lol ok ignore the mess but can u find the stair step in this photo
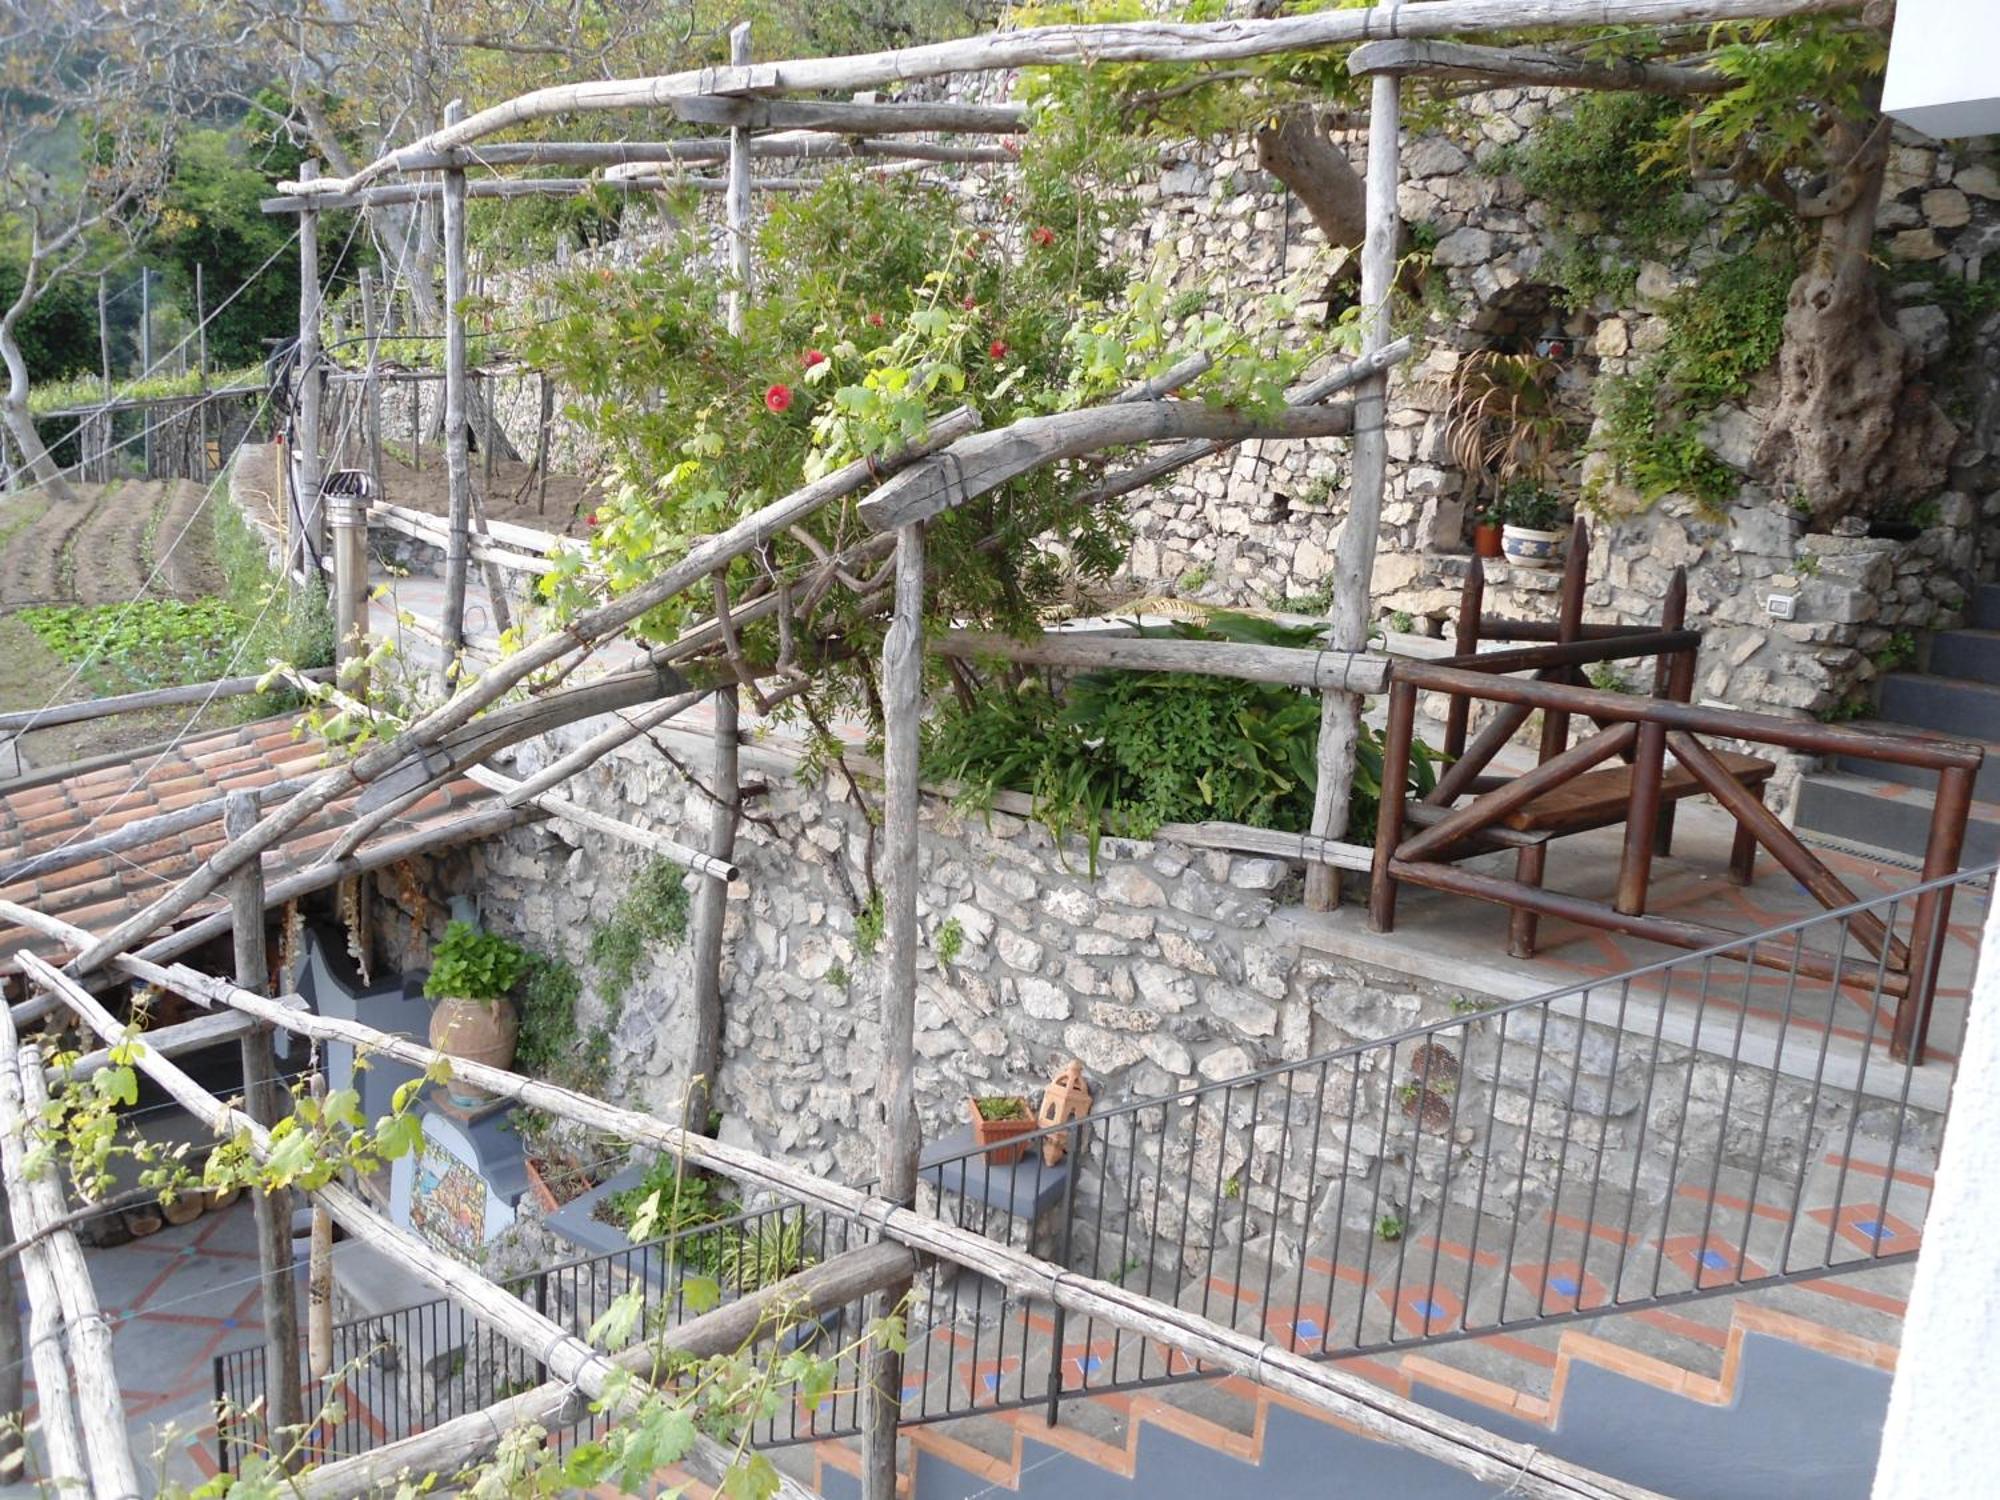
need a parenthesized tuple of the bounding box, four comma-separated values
(1834, 728, 2000, 801)
(1927, 628, 2000, 687)
(1876, 671, 2000, 741)
(1792, 769, 2000, 864)
(1974, 582, 2000, 632)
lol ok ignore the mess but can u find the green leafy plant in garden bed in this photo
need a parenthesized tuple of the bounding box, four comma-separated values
(929, 611, 1440, 871)
(19, 598, 248, 695)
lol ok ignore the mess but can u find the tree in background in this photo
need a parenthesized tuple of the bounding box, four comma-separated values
(0, 0, 215, 498)
(1017, 2, 1952, 527)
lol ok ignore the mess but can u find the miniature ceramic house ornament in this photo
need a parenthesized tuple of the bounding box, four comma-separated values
(1038, 1060, 1092, 1166)
(1882, 0, 2000, 138)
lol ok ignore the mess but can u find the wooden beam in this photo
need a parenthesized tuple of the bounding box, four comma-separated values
(1348, 38, 1732, 93)
(261, 174, 819, 213)
(1077, 337, 1414, 506)
(669, 96, 1028, 133)
(292, 1240, 919, 1496)
(282, 1, 1855, 198)
(496, 689, 709, 805)
(1393, 721, 1638, 864)
(67, 405, 980, 976)
(0, 668, 334, 735)
(858, 400, 1356, 532)
(0, 772, 320, 888)
(937, 629, 1391, 693)
(460, 764, 738, 880)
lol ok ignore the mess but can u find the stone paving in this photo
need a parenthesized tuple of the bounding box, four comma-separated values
(2, 1199, 285, 1494)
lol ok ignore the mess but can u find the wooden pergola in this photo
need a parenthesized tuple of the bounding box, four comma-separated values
(2, 2, 1969, 1497)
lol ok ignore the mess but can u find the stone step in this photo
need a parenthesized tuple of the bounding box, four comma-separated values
(1927, 627, 2000, 686)
(1792, 769, 2000, 864)
(1835, 728, 2000, 801)
(1973, 582, 2000, 632)
(1876, 670, 2000, 741)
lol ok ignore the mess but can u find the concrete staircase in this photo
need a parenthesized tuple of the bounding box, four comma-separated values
(784, 1140, 1926, 1500)
(1794, 581, 2000, 864)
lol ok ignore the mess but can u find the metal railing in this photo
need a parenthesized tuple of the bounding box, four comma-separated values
(213, 1197, 878, 1471)
(217, 865, 1984, 1465)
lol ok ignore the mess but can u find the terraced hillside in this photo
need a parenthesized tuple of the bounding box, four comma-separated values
(0, 479, 254, 773)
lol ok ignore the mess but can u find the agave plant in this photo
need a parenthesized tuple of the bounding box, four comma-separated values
(1438, 349, 1570, 497)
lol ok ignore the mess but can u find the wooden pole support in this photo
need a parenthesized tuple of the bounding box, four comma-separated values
(863, 521, 926, 1500)
(1305, 11, 1403, 913)
(439, 101, 473, 688)
(294, 162, 324, 580)
(225, 790, 305, 1451)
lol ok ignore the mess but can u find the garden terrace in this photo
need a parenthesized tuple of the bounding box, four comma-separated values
(0, 1, 1987, 1497)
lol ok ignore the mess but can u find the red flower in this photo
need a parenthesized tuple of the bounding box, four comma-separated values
(803, 348, 827, 368)
(989, 340, 1009, 361)
(586, 511, 598, 528)
(961, 294, 978, 310)
(1031, 226, 1056, 247)
(764, 384, 793, 413)
(867, 312, 885, 327)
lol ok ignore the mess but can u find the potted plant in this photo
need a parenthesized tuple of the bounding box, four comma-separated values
(967, 1093, 1037, 1165)
(1472, 506, 1504, 560)
(423, 921, 528, 1107)
(1497, 480, 1569, 568)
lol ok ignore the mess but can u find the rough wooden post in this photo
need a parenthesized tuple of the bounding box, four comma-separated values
(862, 520, 925, 1500)
(196, 262, 210, 479)
(685, 686, 738, 1133)
(97, 272, 111, 398)
(685, 20, 755, 1137)
(360, 266, 385, 491)
(226, 791, 305, 1456)
(0, 1181, 21, 1472)
(725, 21, 755, 335)
(1304, 15, 1404, 911)
(439, 104, 473, 687)
(295, 165, 324, 580)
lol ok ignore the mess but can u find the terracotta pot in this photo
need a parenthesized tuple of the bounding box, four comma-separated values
(967, 1095, 1037, 1166)
(427, 996, 519, 1106)
(1501, 523, 1567, 568)
(162, 1193, 204, 1227)
(1473, 522, 1504, 560)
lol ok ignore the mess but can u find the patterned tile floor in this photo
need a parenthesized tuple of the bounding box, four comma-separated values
(1, 1199, 286, 1494)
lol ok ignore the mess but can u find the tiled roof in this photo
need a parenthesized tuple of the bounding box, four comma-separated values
(0, 715, 498, 962)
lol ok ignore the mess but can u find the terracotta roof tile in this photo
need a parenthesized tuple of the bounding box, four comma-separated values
(0, 714, 514, 964)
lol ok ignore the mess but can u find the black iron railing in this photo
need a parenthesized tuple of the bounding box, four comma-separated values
(217, 864, 1984, 1468)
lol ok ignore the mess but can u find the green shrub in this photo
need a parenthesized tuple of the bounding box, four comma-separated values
(928, 612, 1440, 870)
(423, 921, 530, 1004)
(213, 495, 335, 714)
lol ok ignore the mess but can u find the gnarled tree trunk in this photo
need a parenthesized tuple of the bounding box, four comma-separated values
(0, 320, 76, 503)
(1755, 116, 1956, 526)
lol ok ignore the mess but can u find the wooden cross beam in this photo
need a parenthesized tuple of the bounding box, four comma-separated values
(1348, 38, 1733, 93)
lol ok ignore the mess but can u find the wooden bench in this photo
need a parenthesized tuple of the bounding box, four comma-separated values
(1411, 749, 1776, 958)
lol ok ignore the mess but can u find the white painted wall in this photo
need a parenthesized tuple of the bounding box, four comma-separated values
(1872, 880, 2000, 1498)
(1883, 0, 2000, 138)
